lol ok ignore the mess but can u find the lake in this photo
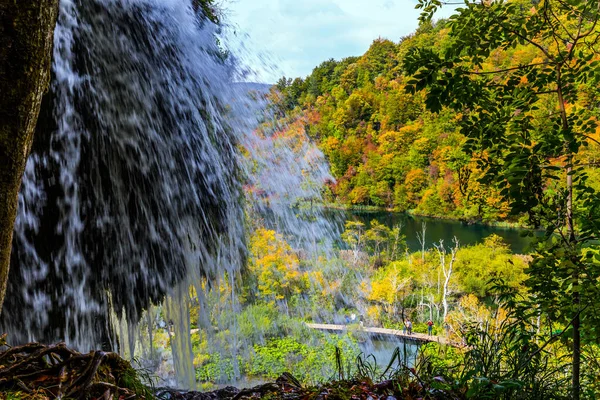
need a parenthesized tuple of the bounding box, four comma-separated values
(341, 211, 536, 254)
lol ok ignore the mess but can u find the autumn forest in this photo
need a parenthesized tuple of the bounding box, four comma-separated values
(1, 0, 600, 399)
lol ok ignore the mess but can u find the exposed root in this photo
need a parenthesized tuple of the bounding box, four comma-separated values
(0, 336, 150, 399)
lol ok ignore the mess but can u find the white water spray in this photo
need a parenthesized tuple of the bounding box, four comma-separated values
(4, 0, 340, 389)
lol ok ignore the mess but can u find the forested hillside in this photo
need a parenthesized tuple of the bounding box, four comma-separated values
(271, 20, 600, 224)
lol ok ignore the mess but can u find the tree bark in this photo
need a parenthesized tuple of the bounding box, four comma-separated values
(0, 1, 59, 313)
(556, 63, 581, 400)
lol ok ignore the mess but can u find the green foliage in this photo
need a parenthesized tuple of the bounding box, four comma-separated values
(419, 294, 594, 399)
(118, 360, 157, 399)
(454, 235, 528, 297)
(247, 335, 361, 384)
(341, 221, 366, 253)
(342, 220, 406, 265)
(192, 0, 220, 23)
(196, 352, 239, 383)
(458, 318, 569, 399)
(2, 393, 23, 400)
(406, 1, 600, 396)
(355, 347, 403, 381)
(420, 342, 464, 375)
(236, 303, 283, 342)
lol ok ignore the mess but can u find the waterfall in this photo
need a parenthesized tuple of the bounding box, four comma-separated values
(2, 0, 338, 389)
(4, 0, 248, 349)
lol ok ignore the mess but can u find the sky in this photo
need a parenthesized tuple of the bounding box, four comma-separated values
(224, 0, 455, 83)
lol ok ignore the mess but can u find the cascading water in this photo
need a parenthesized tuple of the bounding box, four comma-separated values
(5, 0, 252, 349)
(2, 0, 340, 389)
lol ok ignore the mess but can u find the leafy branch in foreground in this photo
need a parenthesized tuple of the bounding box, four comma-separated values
(405, 1, 600, 398)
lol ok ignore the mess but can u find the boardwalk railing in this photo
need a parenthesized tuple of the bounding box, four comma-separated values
(305, 323, 454, 347)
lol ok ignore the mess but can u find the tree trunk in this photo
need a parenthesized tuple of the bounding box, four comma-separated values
(417, 222, 426, 264)
(568, 165, 580, 400)
(0, 1, 59, 313)
(557, 64, 581, 400)
(435, 238, 458, 323)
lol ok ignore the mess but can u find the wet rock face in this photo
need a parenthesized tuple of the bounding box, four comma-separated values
(1, 0, 244, 350)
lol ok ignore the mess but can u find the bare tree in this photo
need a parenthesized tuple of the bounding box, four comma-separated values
(419, 296, 434, 321)
(388, 222, 404, 261)
(0, 1, 59, 313)
(387, 263, 412, 321)
(434, 237, 459, 323)
(341, 221, 366, 267)
(416, 221, 426, 264)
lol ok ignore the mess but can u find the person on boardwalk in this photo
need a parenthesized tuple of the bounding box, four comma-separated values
(406, 319, 412, 335)
(427, 319, 434, 336)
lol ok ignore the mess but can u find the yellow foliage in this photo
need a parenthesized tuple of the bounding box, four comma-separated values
(309, 270, 325, 288)
(377, 122, 423, 154)
(359, 279, 370, 297)
(447, 294, 512, 337)
(404, 168, 428, 194)
(152, 330, 169, 350)
(249, 228, 307, 301)
(369, 261, 413, 306)
(366, 305, 381, 322)
(349, 186, 370, 204)
(519, 75, 528, 85)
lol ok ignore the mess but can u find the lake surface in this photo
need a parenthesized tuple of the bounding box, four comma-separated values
(340, 211, 536, 254)
(359, 337, 419, 369)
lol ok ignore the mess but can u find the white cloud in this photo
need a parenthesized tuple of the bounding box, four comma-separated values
(222, 0, 456, 83)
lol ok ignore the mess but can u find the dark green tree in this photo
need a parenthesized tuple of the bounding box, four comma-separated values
(405, 1, 600, 398)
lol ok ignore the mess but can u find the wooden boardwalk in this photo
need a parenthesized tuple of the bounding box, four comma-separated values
(305, 323, 454, 346)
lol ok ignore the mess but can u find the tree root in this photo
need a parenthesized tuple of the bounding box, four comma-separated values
(0, 338, 147, 399)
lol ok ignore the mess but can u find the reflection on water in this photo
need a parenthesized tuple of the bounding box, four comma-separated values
(359, 337, 420, 369)
(340, 210, 537, 254)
